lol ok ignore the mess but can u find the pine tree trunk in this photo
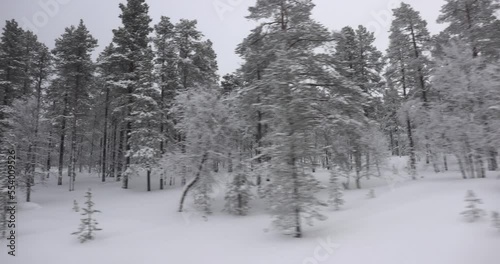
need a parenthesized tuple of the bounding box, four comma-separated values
(77, 135, 84, 173)
(123, 87, 133, 189)
(110, 120, 117, 178)
(178, 152, 208, 212)
(366, 152, 370, 175)
(25, 146, 33, 202)
(68, 114, 77, 192)
(354, 145, 362, 187)
(389, 130, 395, 156)
(466, 153, 475, 179)
(457, 155, 467, 179)
(147, 169, 151, 192)
(88, 111, 98, 174)
(46, 128, 53, 178)
(475, 154, 485, 178)
(228, 152, 233, 173)
(291, 155, 301, 238)
(443, 154, 448, 171)
(406, 115, 417, 179)
(102, 87, 110, 183)
(117, 128, 124, 182)
(487, 149, 498, 171)
(58, 94, 69, 186)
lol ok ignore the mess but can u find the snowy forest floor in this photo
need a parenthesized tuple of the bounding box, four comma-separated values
(2, 156, 500, 264)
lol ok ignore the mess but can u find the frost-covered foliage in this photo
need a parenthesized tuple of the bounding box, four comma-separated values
(461, 190, 485, 222)
(4, 97, 46, 201)
(172, 87, 240, 213)
(0, 152, 8, 238)
(328, 167, 345, 210)
(385, 3, 433, 179)
(192, 166, 215, 214)
(237, 0, 370, 238)
(72, 189, 102, 243)
(428, 42, 500, 178)
(437, 0, 500, 58)
(224, 163, 254, 216)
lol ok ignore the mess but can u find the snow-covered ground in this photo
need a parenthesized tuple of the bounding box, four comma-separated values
(2, 157, 499, 264)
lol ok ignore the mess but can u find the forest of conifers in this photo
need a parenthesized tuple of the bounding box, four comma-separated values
(0, 0, 499, 238)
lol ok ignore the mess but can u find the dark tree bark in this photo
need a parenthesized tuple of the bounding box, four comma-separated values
(57, 93, 69, 186)
(178, 152, 208, 212)
(102, 86, 110, 182)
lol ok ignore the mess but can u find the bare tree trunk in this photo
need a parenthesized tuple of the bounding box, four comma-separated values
(58, 94, 69, 186)
(291, 155, 301, 238)
(178, 152, 208, 212)
(406, 115, 417, 179)
(110, 120, 117, 178)
(68, 114, 77, 192)
(355, 176, 362, 189)
(228, 152, 233, 173)
(147, 169, 151, 192)
(25, 145, 33, 202)
(475, 153, 485, 178)
(77, 134, 84, 173)
(117, 128, 124, 182)
(123, 88, 133, 189)
(46, 128, 53, 178)
(487, 149, 498, 171)
(443, 154, 448, 171)
(457, 155, 467, 179)
(102, 86, 110, 182)
(88, 111, 98, 174)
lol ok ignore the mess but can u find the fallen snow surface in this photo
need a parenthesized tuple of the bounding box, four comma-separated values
(2, 157, 500, 264)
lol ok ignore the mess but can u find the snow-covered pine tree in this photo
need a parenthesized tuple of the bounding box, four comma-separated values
(328, 167, 345, 210)
(126, 46, 162, 192)
(111, 0, 153, 189)
(224, 162, 254, 216)
(72, 199, 80, 212)
(72, 188, 102, 243)
(366, 189, 376, 199)
(153, 16, 177, 155)
(52, 20, 97, 191)
(492, 211, 500, 231)
(173, 19, 219, 90)
(0, 20, 26, 115)
(4, 97, 43, 201)
(386, 3, 432, 179)
(237, 0, 368, 238)
(437, 0, 500, 171)
(334, 25, 384, 187)
(430, 41, 500, 179)
(437, 0, 500, 59)
(461, 190, 485, 222)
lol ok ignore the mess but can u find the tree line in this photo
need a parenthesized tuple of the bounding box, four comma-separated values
(0, 0, 499, 238)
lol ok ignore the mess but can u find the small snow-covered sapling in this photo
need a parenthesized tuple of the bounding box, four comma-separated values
(72, 199, 80, 212)
(72, 189, 102, 243)
(492, 211, 500, 231)
(328, 168, 345, 210)
(461, 190, 485, 222)
(366, 189, 376, 199)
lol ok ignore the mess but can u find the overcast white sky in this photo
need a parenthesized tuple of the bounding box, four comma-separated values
(0, 0, 447, 76)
